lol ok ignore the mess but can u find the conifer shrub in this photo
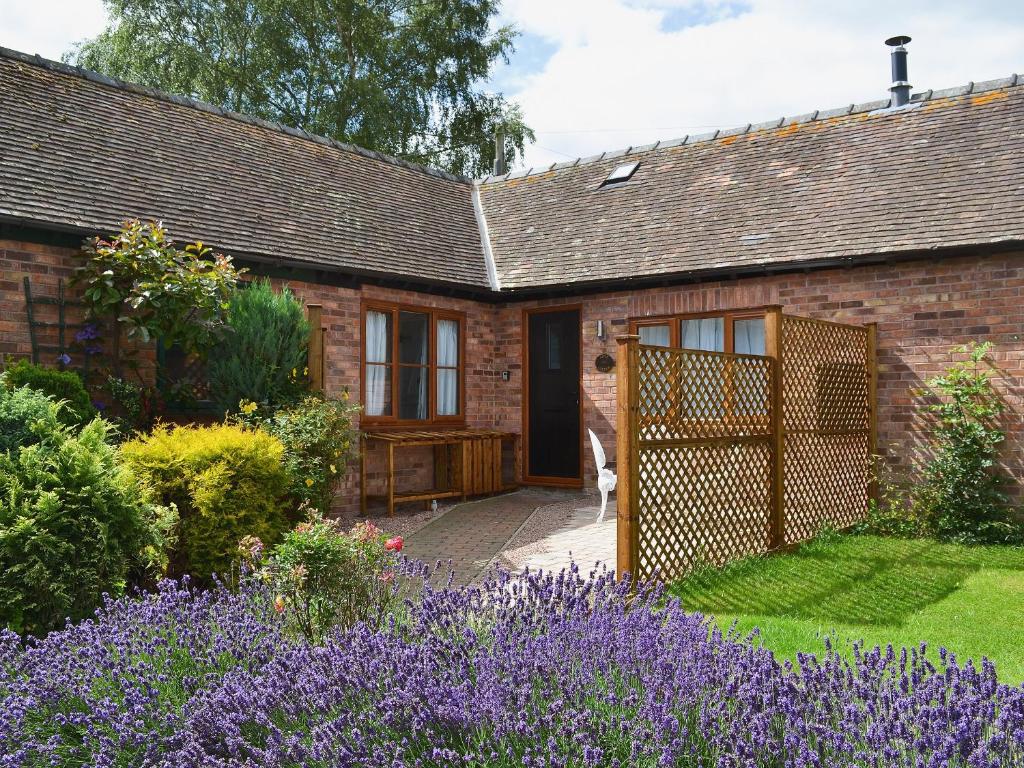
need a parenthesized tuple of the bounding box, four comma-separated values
(120, 424, 291, 581)
(207, 280, 310, 412)
(0, 380, 63, 452)
(0, 417, 171, 635)
(3, 359, 97, 428)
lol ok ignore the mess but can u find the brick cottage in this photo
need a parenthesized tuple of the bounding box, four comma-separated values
(2, 46, 1023, 514)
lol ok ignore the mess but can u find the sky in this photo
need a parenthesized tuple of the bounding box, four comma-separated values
(3, 0, 1023, 170)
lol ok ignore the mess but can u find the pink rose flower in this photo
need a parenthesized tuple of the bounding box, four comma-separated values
(384, 536, 404, 552)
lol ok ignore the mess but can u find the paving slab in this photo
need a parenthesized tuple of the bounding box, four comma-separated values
(403, 488, 569, 585)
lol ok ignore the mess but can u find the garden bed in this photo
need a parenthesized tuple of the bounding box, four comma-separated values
(669, 534, 1024, 684)
(2, 563, 1022, 766)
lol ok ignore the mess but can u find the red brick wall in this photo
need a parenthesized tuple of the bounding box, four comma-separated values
(5, 236, 1024, 512)
(498, 251, 1024, 497)
(1, 238, 159, 380)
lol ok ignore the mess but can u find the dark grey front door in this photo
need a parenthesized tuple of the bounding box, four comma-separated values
(527, 308, 581, 481)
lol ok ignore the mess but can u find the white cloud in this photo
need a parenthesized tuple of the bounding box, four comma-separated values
(0, 0, 107, 59)
(496, 0, 1024, 168)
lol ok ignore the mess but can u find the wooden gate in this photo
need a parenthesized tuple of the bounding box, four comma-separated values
(616, 307, 876, 582)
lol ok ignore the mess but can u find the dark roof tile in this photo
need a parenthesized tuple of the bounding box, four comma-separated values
(0, 48, 488, 289)
(478, 80, 1024, 291)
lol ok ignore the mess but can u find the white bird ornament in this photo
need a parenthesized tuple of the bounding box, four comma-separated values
(588, 428, 618, 523)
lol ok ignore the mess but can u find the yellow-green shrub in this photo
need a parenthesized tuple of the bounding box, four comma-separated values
(121, 424, 290, 581)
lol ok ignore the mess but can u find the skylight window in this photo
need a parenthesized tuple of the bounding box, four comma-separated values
(602, 161, 639, 186)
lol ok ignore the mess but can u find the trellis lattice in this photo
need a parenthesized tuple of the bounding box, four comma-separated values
(637, 346, 773, 440)
(634, 346, 774, 582)
(637, 441, 772, 581)
(619, 313, 874, 582)
(781, 317, 870, 542)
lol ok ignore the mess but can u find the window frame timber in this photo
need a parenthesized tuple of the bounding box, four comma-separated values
(360, 300, 466, 427)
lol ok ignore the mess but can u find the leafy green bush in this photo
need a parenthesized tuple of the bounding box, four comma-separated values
(236, 394, 360, 514)
(3, 359, 97, 428)
(860, 343, 1022, 544)
(0, 380, 64, 452)
(73, 220, 242, 376)
(0, 417, 173, 635)
(913, 342, 1020, 543)
(241, 516, 403, 643)
(207, 279, 310, 412)
(121, 423, 291, 581)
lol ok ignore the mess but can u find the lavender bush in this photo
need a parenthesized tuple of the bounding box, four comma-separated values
(1, 565, 1021, 767)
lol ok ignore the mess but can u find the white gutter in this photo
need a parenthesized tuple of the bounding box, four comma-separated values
(471, 182, 501, 292)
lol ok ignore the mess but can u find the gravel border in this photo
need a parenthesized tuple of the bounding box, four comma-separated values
(490, 490, 597, 572)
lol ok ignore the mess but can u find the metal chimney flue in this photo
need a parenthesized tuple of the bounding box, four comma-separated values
(493, 128, 507, 176)
(885, 35, 912, 107)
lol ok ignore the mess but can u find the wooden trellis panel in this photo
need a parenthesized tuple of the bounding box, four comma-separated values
(616, 313, 875, 582)
(781, 316, 871, 543)
(627, 342, 774, 581)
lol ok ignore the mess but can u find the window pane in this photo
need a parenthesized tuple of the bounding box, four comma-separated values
(399, 366, 428, 420)
(734, 318, 766, 356)
(546, 323, 561, 369)
(365, 363, 391, 416)
(437, 368, 458, 416)
(365, 311, 391, 364)
(437, 318, 459, 367)
(680, 317, 724, 352)
(639, 324, 671, 347)
(398, 311, 429, 365)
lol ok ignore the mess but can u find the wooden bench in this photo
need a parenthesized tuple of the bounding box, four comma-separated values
(360, 428, 519, 516)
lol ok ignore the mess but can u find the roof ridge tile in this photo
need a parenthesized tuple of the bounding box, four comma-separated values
(479, 72, 1024, 184)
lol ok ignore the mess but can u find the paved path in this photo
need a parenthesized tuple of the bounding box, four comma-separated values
(501, 501, 617, 576)
(404, 489, 561, 585)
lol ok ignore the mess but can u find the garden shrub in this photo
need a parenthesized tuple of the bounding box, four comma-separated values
(859, 342, 1022, 544)
(242, 517, 403, 643)
(73, 220, 241, 377)
(237, 394, 360, 513)
(2, 359, 96, 428)
(2, 567, 1022, 766)
(0, 381, 63, 452)
(121, 423, 291, 581)
(207, 279, 310, 412)
(0, 417, 173, 636)
(914, 342, 1020, 543)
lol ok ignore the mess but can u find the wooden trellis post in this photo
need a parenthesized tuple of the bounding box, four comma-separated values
(615, 334, 641, 580)
(866, 322, 879, 506)
(307, 304, 325, 391)
(764, 306, 785, 550)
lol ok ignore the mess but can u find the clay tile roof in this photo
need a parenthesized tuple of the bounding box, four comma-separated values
(477, 75, 1024, 291)
(0, 48, 490, 290)
(2, 46, 1023, 296)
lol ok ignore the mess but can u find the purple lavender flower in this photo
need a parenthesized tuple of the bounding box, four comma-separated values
(0, 564, 1021, 767)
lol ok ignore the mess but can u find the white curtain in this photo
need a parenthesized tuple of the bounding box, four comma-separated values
(437, 319, 459, 416)
(681, 317, 724, 351)
(734, 318, 766, 356)
(639, 324, 671, 347)
(365, 311, 389, 416)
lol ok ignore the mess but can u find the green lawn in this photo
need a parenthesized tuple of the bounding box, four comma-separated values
(668, 535, 1024, 684)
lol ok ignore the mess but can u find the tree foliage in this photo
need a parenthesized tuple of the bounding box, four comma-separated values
(68, 0, 534, 176)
